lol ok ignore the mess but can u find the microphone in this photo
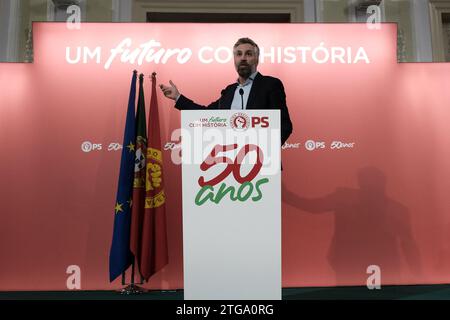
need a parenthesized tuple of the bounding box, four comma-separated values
(218, 89, 226, 109)
(239, 88, 244, 110)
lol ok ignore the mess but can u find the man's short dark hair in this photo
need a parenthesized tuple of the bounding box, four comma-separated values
(233, 37, 260, 57)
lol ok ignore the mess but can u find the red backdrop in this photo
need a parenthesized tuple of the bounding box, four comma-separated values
(0, 23, 449, 290)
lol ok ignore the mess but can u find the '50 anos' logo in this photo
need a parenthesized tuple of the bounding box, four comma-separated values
(195, 144, 269, 206)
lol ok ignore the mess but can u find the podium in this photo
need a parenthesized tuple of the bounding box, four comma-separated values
(181, 110, 281, 300)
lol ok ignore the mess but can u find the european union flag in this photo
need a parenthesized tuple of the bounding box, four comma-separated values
(109, 71, 138, 282)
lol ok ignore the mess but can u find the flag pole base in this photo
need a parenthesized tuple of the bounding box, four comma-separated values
(118, 284, 147, 295)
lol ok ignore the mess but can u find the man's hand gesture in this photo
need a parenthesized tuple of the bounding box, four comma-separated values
(159, 80, 180, 101)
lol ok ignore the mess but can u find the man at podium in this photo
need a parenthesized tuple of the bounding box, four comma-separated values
(159, 37, 293, 145)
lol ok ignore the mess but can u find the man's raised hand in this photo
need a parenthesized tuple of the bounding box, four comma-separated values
(159, 80, 180, 101)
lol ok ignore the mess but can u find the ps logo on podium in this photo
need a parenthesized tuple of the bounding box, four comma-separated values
(230, 113, 250, 131)
(231, 113, 270, 131)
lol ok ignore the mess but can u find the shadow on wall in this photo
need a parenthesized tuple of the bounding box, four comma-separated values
(283, 166, 423, 286)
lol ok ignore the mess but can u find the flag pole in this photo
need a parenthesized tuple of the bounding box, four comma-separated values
(131, 259, 135, 284)
(119, 260, 146, 294)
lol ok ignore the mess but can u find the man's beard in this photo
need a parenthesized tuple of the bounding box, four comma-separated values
(237, 63, 252, 79)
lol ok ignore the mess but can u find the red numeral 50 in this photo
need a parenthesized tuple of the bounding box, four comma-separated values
(198, 144, 263, 187)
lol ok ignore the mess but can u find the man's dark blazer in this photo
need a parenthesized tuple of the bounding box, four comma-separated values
(175, 72, 293, 145)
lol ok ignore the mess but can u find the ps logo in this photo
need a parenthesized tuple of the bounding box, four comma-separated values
(81, 141, 102, 152)
(251, 116, 269, 128)
(230, 113, 250, 131)
(305, 140, 325, 151)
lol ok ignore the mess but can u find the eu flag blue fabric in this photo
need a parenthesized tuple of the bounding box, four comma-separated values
(109, 71, 137, 282)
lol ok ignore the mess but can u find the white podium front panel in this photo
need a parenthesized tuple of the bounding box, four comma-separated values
(181, 110, 281, 300)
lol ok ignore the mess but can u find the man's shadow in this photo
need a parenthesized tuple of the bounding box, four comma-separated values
(283, 166, 423, 286)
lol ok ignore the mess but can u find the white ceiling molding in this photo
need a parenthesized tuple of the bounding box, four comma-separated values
(133, 0, 304, 22)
